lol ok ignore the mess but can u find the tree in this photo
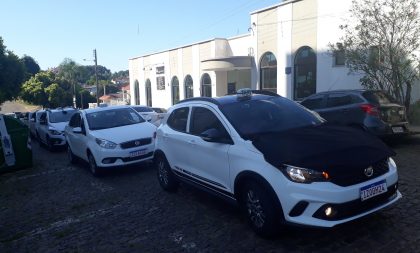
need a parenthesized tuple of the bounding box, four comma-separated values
(0, 37, 25, 104)
(331, 0, 420, 110)
(20, 71, 73, 108)
(21, 55, 40, 80)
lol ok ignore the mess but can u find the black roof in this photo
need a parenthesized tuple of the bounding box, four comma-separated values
(177, 90, 280, 106)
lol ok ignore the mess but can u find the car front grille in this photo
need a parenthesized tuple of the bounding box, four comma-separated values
(120, 138, 152, 149)
(313, 183, 398, 221)
(329, 158, 390, 187)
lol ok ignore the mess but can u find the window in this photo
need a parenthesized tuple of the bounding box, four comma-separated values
(171, 76, 180, 105)
(326, 93, 353, 107)
(86, 108, 145, 130)
(260, 52, 277, 94)
(134, 80, 140, 105)
(301, 95, 325, 110)
(190, 107, 226, 136)
(49, 110, 76, 123)
(294, 46, 317, 100)
(184, 75, 194, 99)
(68, 113, 81, 128)
(145, 79, 152, 107)
(167, 107, 190, 132)
(201, 73, 212, 97)
(132, 106, 154, 113)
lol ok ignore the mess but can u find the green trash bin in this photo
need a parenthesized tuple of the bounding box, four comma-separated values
(0, 114, 33, 173)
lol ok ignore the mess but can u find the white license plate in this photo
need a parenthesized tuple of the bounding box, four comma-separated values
(129, 149, 146, 158)
(392, 127, 404, 133)
(360, 180, 387, 201)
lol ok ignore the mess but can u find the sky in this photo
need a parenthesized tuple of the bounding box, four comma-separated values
(0, 0, 281, 73)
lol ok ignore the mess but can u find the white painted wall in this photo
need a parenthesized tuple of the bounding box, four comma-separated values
(276, 4, 293, 98)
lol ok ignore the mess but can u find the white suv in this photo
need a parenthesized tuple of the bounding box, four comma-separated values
(154, 90, 401, 237)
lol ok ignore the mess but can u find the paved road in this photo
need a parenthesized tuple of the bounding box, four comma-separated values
(1, 136, 420, 252)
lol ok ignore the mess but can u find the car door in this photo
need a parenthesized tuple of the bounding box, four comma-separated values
(162, 106, 192, 173)
(321, 92, 353, 124)
(66, 112, 86, 158)
(183, 105, 232, 193)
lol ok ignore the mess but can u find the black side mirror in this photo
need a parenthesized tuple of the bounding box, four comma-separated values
(200, 128, 233, 145)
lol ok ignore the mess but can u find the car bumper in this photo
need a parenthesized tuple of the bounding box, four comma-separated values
(276, 160, 401, 227)
(49, 134, 66, 146)
(91, 144, 155, 167)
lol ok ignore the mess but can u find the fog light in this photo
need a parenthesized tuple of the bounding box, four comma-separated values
(325, 206, 335, 217)
(102, 158, 116, 164)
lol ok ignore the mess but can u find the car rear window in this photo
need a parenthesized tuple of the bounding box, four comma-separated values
(221, 96, 323, 139)
(362, 91, 395, 105)
(133, 107, 154, 113)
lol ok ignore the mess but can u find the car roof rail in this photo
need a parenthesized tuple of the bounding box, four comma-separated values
(177, 97, 221, 106)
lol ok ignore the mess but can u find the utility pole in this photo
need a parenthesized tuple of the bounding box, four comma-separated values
(94, 49, 99, 106)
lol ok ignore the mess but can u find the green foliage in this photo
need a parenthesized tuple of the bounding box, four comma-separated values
(20, 55, 40, 81)
(20, 71, 72, 108)
(0, 37, 25, 104)
(331, 0, 420, 110)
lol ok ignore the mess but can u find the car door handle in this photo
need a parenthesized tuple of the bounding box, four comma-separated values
(188, 140, 196, 145)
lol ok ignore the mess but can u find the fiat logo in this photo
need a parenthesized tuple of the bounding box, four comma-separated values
(135, 141, 140, 146)
(364, 166, 374, 177)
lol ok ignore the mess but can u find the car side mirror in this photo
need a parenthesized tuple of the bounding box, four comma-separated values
(73, 127, 83, 134)
(200, 128, 233, 145)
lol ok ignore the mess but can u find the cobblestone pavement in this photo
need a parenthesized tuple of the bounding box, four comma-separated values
(1, 136, 420, 253)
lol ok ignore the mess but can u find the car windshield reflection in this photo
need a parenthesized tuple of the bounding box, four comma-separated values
(86, 108, 145, 130)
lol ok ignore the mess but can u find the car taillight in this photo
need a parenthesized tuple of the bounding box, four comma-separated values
(360, 104, 379, 116)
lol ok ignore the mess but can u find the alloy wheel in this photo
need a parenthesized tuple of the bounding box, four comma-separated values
(246, 189, 266, 228)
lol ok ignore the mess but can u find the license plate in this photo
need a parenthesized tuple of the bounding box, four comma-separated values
(392, 127, 404, 133)
(360, 180, 387, 201)
(129, 149, 146, 158)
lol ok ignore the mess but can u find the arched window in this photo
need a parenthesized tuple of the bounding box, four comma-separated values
(201, 73, 212, 97)
(260, 52, 277, 94)
(171, 76, 180, 105)
(134, 80, 140, 105)
(184, 75, 193, 99)
(145, 79, 152, 107)
(294, 46, 316, 100)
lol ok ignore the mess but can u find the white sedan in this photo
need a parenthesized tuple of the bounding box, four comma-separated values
(64, 105, 157, 176)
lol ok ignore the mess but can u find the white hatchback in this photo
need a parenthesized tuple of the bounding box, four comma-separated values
(65, 105, 156, 176)
(154, 90, 401, 237)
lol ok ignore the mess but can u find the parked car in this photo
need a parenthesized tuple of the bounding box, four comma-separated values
(152, 107, 167, 113)
(131, 105, 161, 126)
(36, 108, 77, 150)
(300, 90, 409, 137)
(154, 89, 401, 237)
(29, 110, 44, 138)
(65, 105, 157, 176)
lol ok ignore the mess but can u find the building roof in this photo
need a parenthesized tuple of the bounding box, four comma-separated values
(250, 0, 301, 15)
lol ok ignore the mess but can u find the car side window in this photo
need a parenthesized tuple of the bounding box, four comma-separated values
(39, 112, 47, 122)
(326, 93, 352, 107)
(167, 107, 190, 132)
(190, 107, 228, 137)
(301, 95, 325, 110)
(69, 113, 81, 128)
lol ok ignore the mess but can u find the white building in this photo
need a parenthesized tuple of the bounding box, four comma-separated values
(129, 0, 420, 108)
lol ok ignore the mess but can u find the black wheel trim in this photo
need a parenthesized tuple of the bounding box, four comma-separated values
(246, 189, 266, 228)
(88, 154, 97, 174)
(157, 158, 169, 186)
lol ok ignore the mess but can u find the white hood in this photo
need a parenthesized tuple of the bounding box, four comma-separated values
(91, 122, 157, 144)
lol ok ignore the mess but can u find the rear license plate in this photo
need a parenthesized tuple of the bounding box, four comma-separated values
(360, 180, 387, 201)
(129, 149, 146, 158)
(392, 127, 404, 133)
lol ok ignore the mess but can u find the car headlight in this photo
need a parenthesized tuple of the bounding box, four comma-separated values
(282, 164, 330, 184)
(95, 138, 117, 149)
(48, 129, 61, 135)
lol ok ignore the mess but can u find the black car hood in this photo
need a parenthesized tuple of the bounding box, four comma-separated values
(251, 124, 395, 173)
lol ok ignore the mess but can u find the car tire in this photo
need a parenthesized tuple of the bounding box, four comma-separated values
(156, 154, 179, 192)
(67, 145, 77, 164)
(88, 152, 101, 177)
(240, 181, 282, 237)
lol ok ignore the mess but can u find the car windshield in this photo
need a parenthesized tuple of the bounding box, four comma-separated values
(221, 96, 323, 139)
(49, 110, 76, 123)
(86, 108, 145, 130)
(133, 107, 154, 113)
